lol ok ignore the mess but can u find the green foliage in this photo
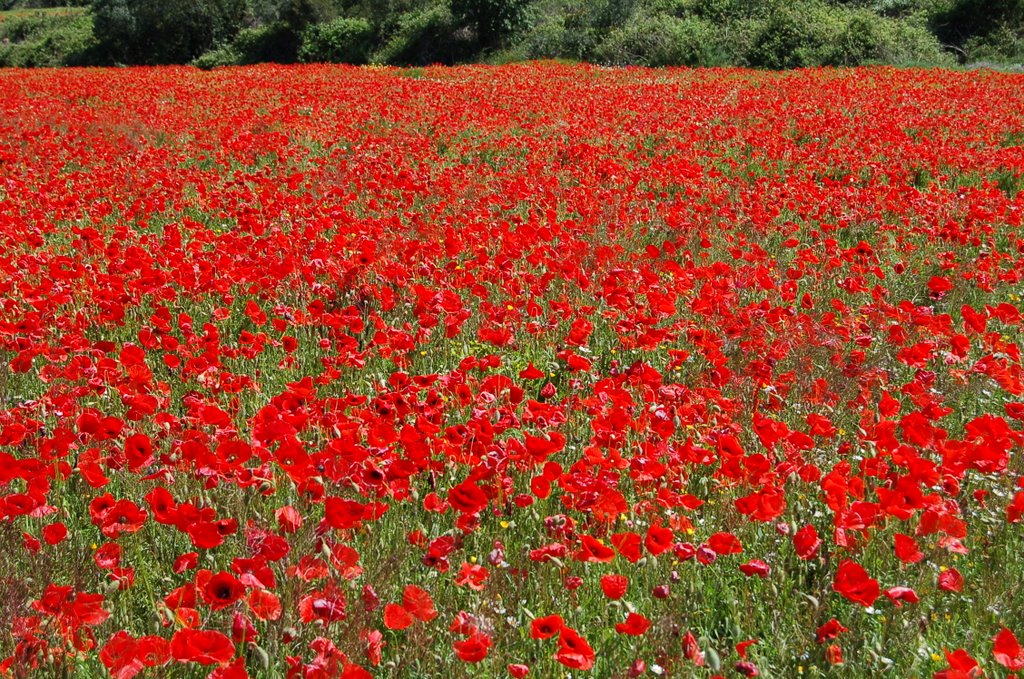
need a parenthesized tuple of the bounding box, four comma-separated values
(299, 15, 372, 62)
(450, 0, 530, 49)
(594, 13, 721, 66)
(193, 22, 303, 68)
(6, 0, 1020, 67)
(370, 3, 473, 65)
(89, 0, 246, 64)
(930, 0, 1024, 62)
(2, 1, 90, 8)
(237, 21, 300, 62)
(750, 0, 950, 67)
(963, 22, 1024, 63)
(191, 43, 241, 69)
(750, 2, 842, 68)
(0, 7, 95, 66)
(511, 0, 638, 62)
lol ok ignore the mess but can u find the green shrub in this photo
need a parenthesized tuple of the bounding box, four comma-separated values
(235, 21, 299, 63)
(299, 16, 373, 63)
(514, 0, 632, 62)
(193, 22, 302, 69)
(370, 5, 471, 65)
(450, 0, 531, 49)
(90, 0, 247, 65)
(749, 1, 949, 68)
(831, 10, 951, 65)
(192, 43, 240, 69)
(964, 23, 1024, 64)
(890, 16, 955, 65)
(0, 8, 96, 66)
(749, 2, 843, 68)
(594, 14, 718, 66)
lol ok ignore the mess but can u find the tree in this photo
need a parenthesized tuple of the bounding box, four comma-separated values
(449, 0, 530, 49)
(90, 0, 247, 64)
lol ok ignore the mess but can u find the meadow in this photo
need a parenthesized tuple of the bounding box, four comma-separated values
(0, 63, 1023, 678)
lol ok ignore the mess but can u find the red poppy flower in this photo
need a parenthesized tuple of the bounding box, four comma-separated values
(42, 522, 68, 546)
(383, 603, 415, 630)
(883, 587, 919, 607)
(611, 532, 642, 562)
(201, 572, 245, 611)
(453, 632, 492, 663)
(682, 631, 705, 665)
(447, 480, 488, 515)
(298, 583, 347, 625)
(832, 560, 879, 607)
(600, 574, 628, 600)
(136, 636, 171, 667)
(894, 534, 924, 564)
(275, 506, 302, 533)
(208, 657, 248, 679)
(938, 568, 964, 593)
(739, 560, 771, 578)
(577, 534, 616, 563)
(993, 627, 1024, 670)
(455, 562, 489, 591)
(96, 498, 148, 539)
(615, 612, 651, 636)
(173, 552, 199, 574)
(124, 433, 154, 471)
(815, 619, 849, 643)
(170, 629, 234, 665)
(247, 589, 282, 621)
(99, 631, 144, 679)
(530, 615, 563, 640)
(402, 585, 438, 622)
(793, 525, 822, 560)
(644, 525, 675, 556)
(554, 627, 595, 670)
(94, 542, 122, 570)
(934, 648, 981, 678)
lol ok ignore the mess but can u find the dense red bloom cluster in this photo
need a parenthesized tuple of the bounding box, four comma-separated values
(0, 63, 1022, 676)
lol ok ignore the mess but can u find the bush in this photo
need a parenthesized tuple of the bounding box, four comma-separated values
(832, 10, 951, 65)
(299, 16, 373, 63)
(371, 4, 472, 65)
(90, 0, 247, 64)
(450, 0, 531, 49)
(749, 2, 843, 68)
(964, 23, 1024, 64)
(193, 22, 303, 69)
(749, 1, 949, 68)
(192, 43, 240, 69)
(594, 13, 719, 66)
(513, 0, 634, 62)
(235, 21, 300, 63)
(0, 8, 96, 66)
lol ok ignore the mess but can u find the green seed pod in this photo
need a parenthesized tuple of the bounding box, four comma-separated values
(706, 647, 722, 672)
(253, 644, 271, 670)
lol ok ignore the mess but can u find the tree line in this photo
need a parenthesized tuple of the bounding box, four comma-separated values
(1, 0, 1022, 68)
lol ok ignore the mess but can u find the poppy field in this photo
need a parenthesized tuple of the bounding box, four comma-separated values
(2, 63, 1024, 678)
